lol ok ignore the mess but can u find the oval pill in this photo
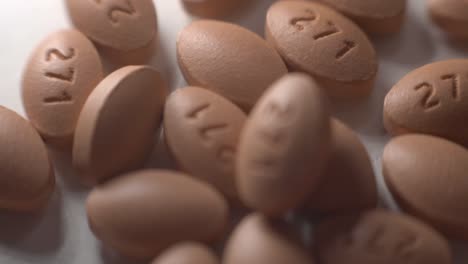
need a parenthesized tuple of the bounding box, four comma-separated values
(151, 242, 219, 264)
(181, 0, 245, 18)
(22, 29, 103, 147)
(177, 20, 287, 111)
(266, 1, 378, 98)
(383, 134, 468, 240)
(164, 87, 246, 201)
(384, 59, 468, 147)
(429, 0, 468, 39)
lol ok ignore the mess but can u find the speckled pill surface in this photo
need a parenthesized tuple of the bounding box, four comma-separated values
(429, 0, 468, 39)
(181, 0, 246, 18)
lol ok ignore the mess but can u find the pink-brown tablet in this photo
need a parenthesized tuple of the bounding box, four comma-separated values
(266, 1, 378, 98)
(0, 106, 55, 212)
(316, 209, 452, 264)
(164, 87, 246, 202)
(304, 118, 377, 215)
(384, 59, 468, 147)
(429, 0, 468, 39)
(383, 134, 468, 240)
(151, 242, 219, 264)
(87, 170, 228, 258)
(73, 66, 167, 185)
(177, 20, 287, 111)
(237, 73, 331, 216)
(22, 29, 103, 147)
(181, 0, 247, 18)
(223, 213, 315, 264)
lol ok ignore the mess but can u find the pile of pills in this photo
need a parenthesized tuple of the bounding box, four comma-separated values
(1, 0, 467, 263)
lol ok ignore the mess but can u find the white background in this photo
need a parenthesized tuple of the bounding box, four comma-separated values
(0, 0, 467, 263)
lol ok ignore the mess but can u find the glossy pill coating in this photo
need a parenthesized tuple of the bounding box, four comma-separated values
(223, 213, 315, 264)
(73, 66, 167, 185)
(237, 73, 331, 216)
(177, 20, 288, 111)
(316, 209, 452, 264)
(383, 134, 468, 240)
(151, 242, 219, 264)
(22, 29, 103, 147)
(304, 118, 377, 214)
(87, 170, 229, 258)
(266, 1, 378, 98)
(384, 59, 468, 147)
(164, 87, 246, 201)
(0, 106, 55, 211)
(181, 0, 246, 18)
(429, 0, 468, 39)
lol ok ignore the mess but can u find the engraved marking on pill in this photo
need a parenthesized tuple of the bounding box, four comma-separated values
(336, 40, 356, 60)
(187, 103, 210, 119)
(46, 48, 75, 61)
(95, 0, 136, 23)
(44, 91, 73, 104)
(365, 225, 386, 249)
(44, 67, 75, 83)
(395, 234, 417, 258)
(313, 21, 340, 40)
(290, 9, 317, 30)
(415, 82, 440, 110)
(441, 74, 460, 99)
(200, 124, 228, 139)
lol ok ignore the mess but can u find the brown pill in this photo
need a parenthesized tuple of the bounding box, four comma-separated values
(266, 1, 378, 98)
(0, 106, 55, 211)
(181, 0, 246, 18)
(384, 59, 468, 147)
(164, 87, 246, 201)
(177, 20, 288, 111)
(429, 0, 468, 39)
(21, 29, 103, 147)
(383, 134, 468, 240)
(237, 73, 331, 216)
(151, 242, 219, 264)
(223, 213, 314, 264)
(316, 209, 452, 264)
(87, 170, 229, 258)
(73, 65, 167, 185)
(304, 118, 377, 215)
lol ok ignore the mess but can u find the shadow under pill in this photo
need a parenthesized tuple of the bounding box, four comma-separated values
(226, 0, 277, 36)
(48, 147, 89, 193)
(100, 244, 149, 264)
(145, 127, 179, 171)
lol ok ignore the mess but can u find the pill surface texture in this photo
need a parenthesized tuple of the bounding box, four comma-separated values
(22, 29, 103, 147)
(182, 0, 246, 18)
(177, 20, 288, 111)
(164, 87, 246, 201)
(237, 73, 330, 216)
(0, 106, 55, 211)
(151, 242, 219, 264)
(73, 66, 167, 185)
(316, 210, 452, 264)
(223, 213, 315, 264)
(384, 59, 468, 147)
(429, 0, 468, 39)
(383, 134, 468, 240)
(304, 118, 377, 214)
(87, 170, 228, 258)
(266, 1, 378, 98)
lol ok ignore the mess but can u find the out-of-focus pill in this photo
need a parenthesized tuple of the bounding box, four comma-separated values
(384, 59, 468, 147)
(164, 87, 246, 202)
(266, 1, 378, 98)
(316, 209, 452, 264)
(0, 106, 55, 212)
(237, 73, 331, 216)
(383, 134, 468, 240)
(429, 0, 468, 39)
(181, 0, 246, 18)
(151, 242, 219, 264)
(73, 66, 167, 185)
(22, 29, 103, 147)
(304, 118, 377, 214)
(87, 170, 229, 258)
(177, 20, 287, 111)
(223, 213, 315, 264)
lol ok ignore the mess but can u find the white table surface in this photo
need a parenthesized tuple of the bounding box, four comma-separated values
(0, 0, 467, 263)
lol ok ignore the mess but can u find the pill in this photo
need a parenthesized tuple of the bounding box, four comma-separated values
(316, 209, 452, 264)
(384, 59, 468, 147)
(429, 0, 468, 39)
(0, 106, 55, 212)
(21, 29, 103, 147)
(181, 0, 246, 18)
(65, 0, 157, 64)
(383, 134, 468, 240)
(237, 73, 331, 216)
(151, 242, 219, 264)
(164, 87, 246, 202)
(223, 213, 314, 264)
(177, 20, 288, 111)
(73, 65, 167, 185)
(87, 169, 229, 258)
(304, 118, 377, 215)
(266, 1, 378, 98)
